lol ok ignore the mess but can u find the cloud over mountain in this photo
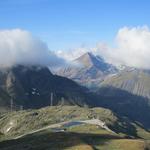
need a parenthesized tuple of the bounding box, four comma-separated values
(56, 47, 89, 61)
(1, 27, 150, 70)
(57, 26, 150, 69)
(96, 26, 150, 69)
(0, 29, 65, 68)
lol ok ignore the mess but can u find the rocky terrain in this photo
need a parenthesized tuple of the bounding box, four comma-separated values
(56, 52, 117, 88)
(0, 65, 92, 111)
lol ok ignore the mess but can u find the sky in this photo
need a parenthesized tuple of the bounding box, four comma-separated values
(0, 0, 150, 50)
(0, 0, 150, 69)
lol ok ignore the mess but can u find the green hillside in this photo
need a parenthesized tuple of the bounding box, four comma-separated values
(0, 106, 149, 150)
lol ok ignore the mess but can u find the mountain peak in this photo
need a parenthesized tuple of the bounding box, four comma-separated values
(75, 52, 113, 72)
(84, 52, 94, 58)
(55, 52, 118, 88)
(75, 52, 100, 68)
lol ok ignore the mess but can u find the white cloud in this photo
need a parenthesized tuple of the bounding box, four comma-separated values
(56, 47, 90, 61)
(57, 26, 150, 69)
(96, 26, 150, 69)
(0, 29, 65, 68)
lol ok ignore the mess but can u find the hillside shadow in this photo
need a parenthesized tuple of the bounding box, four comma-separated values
(0, 131, 125, 150)
(95, 86, 150, 129)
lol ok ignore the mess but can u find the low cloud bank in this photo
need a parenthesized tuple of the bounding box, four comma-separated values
(1, 27, 150, 70)
(57, 26, 150, 69)
(0, 29, 65, 68)
(96, 26, 150, 69)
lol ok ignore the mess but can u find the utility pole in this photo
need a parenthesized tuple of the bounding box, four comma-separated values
(10, 97, 13, 112)
(50, 92, 53, 106)
(61, 97, 65, 106)
(20, 105, 23, 111)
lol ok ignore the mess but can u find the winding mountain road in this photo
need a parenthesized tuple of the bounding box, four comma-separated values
(14, 119, 114, 139)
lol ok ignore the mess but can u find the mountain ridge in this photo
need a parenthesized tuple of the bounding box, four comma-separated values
(56, 52, 118, 87)
(0, 65, 92, 111)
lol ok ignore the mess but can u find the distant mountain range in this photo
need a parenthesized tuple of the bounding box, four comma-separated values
(99, 68, 150, 99)
(56, 52, 150, 100)
(1, 53, 150, 128)
(94, 68, 150, 126)
(56, 52, 118, 88)
(55, 52, 150, 128)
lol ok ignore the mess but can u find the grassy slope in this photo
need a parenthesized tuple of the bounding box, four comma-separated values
(0, 106, 150, 150)
(0, 106, 118, 138)
(0, 124, 147, 150)
(67, 124, 146, 150)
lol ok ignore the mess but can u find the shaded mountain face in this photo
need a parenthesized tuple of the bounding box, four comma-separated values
(0, 65, 92, 111)
(56, 52, 117, 88)
(95, 68, 150, 128)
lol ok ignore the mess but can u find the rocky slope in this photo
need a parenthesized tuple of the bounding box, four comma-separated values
(0, 65, 92, 111)
(95, 68, 150, 128)
(56, 52, 117, 88)
(99, 68, 150, 99)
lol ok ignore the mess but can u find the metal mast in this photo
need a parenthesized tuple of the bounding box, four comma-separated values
(50, 92, 53, 106)
(10, 97, 13, 112)
(20, 105, 23, 111)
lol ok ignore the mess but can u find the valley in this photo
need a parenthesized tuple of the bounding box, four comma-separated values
(0, 1, 150, 149)
(0, 53, 150, 149)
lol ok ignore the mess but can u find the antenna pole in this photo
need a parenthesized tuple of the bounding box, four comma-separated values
(10, 97, 13, 112)
(50, 92, 53, 106)
(20, 105, 23, 111)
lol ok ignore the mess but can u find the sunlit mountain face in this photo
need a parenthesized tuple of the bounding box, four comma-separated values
(55, 52, 118, 88)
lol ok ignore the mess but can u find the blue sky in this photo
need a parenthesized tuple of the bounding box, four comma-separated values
(0, 0, 149, 50)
